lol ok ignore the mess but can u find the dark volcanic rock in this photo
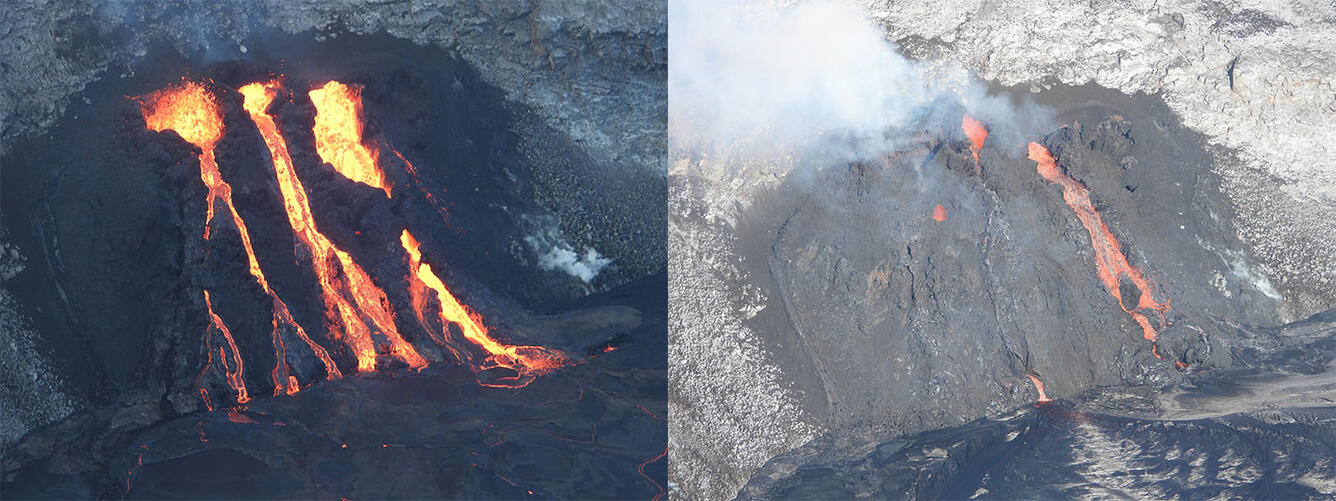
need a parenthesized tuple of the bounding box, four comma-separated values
(737, 309, 1336, 500)
(0, 31, 666, 499)
(700, 85, 1298, 498)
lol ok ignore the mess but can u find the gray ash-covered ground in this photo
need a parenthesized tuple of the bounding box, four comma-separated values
(670, 80, 1333, 499)
(738, 309, 1336, 499)
(0, 27, 665, 500)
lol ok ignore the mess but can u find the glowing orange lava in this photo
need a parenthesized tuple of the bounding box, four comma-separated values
(932, 204, 947, 222)
(200, 290, 249, 409)
(142, 82, 339, 403)
(1028, 142, 1169, 341)
(961, 114, 988, 176)
(142, 82, 340, 402)
(309, 81, 391, 197)
(1026, 374, 1052, 403)
(240, 81, 426, 372)
(400, 229, 570, 384)
(145, 77, 570, 406)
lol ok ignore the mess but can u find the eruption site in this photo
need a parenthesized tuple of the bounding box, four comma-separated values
(1028, 142, 1170, 343)
(140, 78, 571, 409)
(961, 114, 988, 176)
(142, 82, 340, 407)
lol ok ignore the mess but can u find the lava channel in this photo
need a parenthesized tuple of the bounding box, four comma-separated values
(309, 81, 392, 197)
(309, 80, 451, 224)
(1028, 142, 1169, 341)
(305, 79, 571, 384)
(141, 81, 339, 407)
(400, 229, 570, 387)
(1026, 374, 1052, 403)
(961, 114, 988, 176)
(240, 80, 427, 372)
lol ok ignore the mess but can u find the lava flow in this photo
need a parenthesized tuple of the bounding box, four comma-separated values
(961, 114, 988, 176)
(309, 81, 392, 197)
(240, 81, 427, 372)
(400, 229, 570, 385)
(1028, 142, 1169, 341)
(1026, 374, 1052, 403)
(141, 82, 339, 406)
(200, 290, 249, 408)
(309, 81, 450, 224)
(932, 204, 947, 222)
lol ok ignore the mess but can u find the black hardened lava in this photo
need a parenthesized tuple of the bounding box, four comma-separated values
(0, 33, 666, 499)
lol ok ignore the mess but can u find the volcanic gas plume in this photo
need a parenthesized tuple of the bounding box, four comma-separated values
(1028, 142, 1170, 343)
(140, 78, 570, 409)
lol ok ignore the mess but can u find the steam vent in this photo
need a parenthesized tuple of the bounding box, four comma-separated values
(0, 3, 666, 499)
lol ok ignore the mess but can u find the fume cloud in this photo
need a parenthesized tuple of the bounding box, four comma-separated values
(670, 0, 1048, 160)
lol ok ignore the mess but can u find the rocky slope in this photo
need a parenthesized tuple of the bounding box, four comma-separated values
(668, 2, 1336, 499)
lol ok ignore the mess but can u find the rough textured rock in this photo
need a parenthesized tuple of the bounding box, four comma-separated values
(670, 86, 1299, 500)
(3, 273, 668, 499)
(0, 224, 77, 449)
(0, 0, 665, 292)
(668, 3, 1334, 499)
(737, 310, 1336, 500)
(0, 0, 665, 455)
(863, 0, 1336, 318)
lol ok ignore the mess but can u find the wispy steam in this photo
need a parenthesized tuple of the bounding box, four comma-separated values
(522, 215, 613, 284)
(670, 0, 1048, 160)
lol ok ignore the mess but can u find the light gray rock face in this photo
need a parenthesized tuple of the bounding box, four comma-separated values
(2, 0, 665, 174)
(668, 160, 819, 500)
(0, 225, 77, 449)
(861, 0, 1336, 317)
(668, 2, 1334, 500)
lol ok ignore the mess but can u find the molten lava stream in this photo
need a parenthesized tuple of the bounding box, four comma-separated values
(1028, 142, 1169, 341)
(400, 229, 570, 385)
(239, 81, 426, 372)
(961, 114, 988, 176)
(141, 81, 338, 403)
(199, 290, 249, 410)
(1026, 374, 1052, 403)
(310, 82, 451, 226)
(309, 81, 392, 197)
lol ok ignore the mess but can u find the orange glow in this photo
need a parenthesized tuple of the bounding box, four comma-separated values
(240, 81, 426, 372)
(932, 204, 946, 222)
(1028, 142, 1169, 341)
(309, 81, 391, 197)
(393, 150, 451, 225)
(141, 82, 339, 402)
(961, 114, 988, 176)
(141, 82, 224, 237)
(400, 229, 570, 383)
(1026, 374, 1052, 403)
(201, 291, 249, 407)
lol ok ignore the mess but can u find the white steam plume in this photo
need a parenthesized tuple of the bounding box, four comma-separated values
(670, 0, 1049, 160)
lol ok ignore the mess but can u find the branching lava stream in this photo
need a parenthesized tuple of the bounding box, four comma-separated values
(239, 81, 427, 373)
(1028, 142, 1170, 343)
(141, 82, 339, 407)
